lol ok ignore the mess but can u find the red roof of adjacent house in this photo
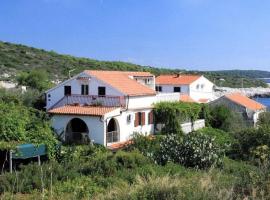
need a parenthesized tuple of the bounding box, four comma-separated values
(84, 70, 156, 96)
(198, 98, 209, 103)
(156, 74, 201, 85)
(48, 105, 118, 116)
(225, 93, 266, 111)
(179, 94, 196, 103)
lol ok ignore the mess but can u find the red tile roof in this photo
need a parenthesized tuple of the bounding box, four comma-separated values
(198, 98, 209, 103)
(225, 93, 266, 111)
(156, 74, 201, 85)
(48, 105, 118, 116)
(84, 70, 156, 96)
(180, 94, 196, 103)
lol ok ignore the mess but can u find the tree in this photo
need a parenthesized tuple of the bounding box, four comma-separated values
(258, 112, 270, 128)
(17, 69, 53, 91)
(209, 105, 246, 132)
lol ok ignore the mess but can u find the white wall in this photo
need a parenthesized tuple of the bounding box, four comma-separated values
(46, 72, 124, 110)
(189, 76, 214, 101)
(127, 95, 156, 109)
(157, 84, 189, 94)
(155, 76, 214, 102)
(108, 109, 154, 143)
(131, 76, 155, 90)
(51, 114, 106, 145)
(181, 119, 205, 134)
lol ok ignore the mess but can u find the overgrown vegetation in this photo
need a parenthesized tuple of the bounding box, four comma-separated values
(154, 101, 202, 134)
(0, 89, 57, 157)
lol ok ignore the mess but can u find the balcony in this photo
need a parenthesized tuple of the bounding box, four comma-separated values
(52, 95, 126, 109)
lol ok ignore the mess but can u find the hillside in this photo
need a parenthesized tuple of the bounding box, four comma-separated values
(0, 41, 268, 88)
(208, 70, 270, 79)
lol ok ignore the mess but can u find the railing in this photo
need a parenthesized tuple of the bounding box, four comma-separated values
(52, 95, 126, 109)
(156, 93, 180, 103)
(106, 131, 119, 143)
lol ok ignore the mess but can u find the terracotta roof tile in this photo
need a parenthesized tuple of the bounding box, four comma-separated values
(156, 74, 201, 85)
(48, 105, 118, 116)
(180, 94, 196, 103)
(225, 93, 266, 111)
(198, 98, 209, 103)
(84, 70, 156, 96)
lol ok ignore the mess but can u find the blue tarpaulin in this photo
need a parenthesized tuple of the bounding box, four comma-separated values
(11, 144, 47, 159)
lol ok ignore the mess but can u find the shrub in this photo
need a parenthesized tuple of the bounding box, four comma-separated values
(258, 112, 270, 128)
(230, 126, 270, 160)
(59, 144, 108, 163)
(54, 176, 104, 199)
(126, 133, 161, 161)
(0, 161, 80, 193)
(199, 127, 235, 153)
(80, 150, 151, 177)
(209, 105, 246, 132)
(154, 102, 202, 135)
(0, 102, 58, 157)
(158, 132, 224, 169)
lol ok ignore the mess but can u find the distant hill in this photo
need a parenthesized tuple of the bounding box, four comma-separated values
(207, 70, 270, 79)
(0, 41, 268, 88)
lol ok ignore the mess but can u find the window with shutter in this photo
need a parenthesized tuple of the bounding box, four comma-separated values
(141, 112, 145, 126)
(148, 111, 154, 124)
(134, 113, 139, 127)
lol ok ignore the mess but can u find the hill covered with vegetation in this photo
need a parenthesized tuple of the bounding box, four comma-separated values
(0, 41, 268, 88)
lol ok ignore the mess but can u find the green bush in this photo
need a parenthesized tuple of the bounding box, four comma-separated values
(209, 105, 246, 132)
(17, 69, 53, 91)
(54, 176, 104, 199)
(0, 102, 58, 157)
(158, 132, 224, 169)
(126, 133, 161, 161)
(154, 102, 202, 135)
(258, 112, 270, 128)
(0, 161, 80, 193)
(230, 126, 270, 160)
(199, 127, 235, 153)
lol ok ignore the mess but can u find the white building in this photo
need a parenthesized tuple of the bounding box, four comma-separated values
(209, 93, 266, 126)
(155, 74, 215, 103)
(46, 70, 187, 148)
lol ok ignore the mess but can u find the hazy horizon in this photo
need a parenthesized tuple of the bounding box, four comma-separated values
(1, 0, 270, 71)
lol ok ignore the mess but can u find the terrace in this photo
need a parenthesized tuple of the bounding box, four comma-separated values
(51, 94, 126, 109)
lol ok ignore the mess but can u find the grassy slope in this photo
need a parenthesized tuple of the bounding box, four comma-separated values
(0, 41, 268, 87)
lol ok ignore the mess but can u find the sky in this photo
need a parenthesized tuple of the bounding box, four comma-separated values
(1, 0, 270, 71)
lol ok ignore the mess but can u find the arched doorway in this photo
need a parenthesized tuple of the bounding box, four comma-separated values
(106, 118, 119, 143)
(66, 118, 90, 144)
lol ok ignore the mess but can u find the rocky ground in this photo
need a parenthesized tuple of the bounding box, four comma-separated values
(214, 86, 270, 98)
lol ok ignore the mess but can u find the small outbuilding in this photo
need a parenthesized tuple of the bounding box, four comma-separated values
(209, 93, 266, 126)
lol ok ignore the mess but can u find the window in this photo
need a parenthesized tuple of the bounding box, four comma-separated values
(64, 86, 71, 95)
(196, 84, 200, 90)
(173, 87, 181, 93)
(201, 84, 204, 89)
(127, 114, 132, 123)
(98, 87, 106, 96)
(155, 86, 162, 92)
(144, 79, 151, 84)
(134, 112, 145, 126)
(81, 84, 89, 95)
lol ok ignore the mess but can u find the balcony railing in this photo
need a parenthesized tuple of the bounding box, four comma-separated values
(52, 95, 126, 109)
(106, 131, 119, 144)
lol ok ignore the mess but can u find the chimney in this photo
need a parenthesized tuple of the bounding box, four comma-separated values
(175, 73, 181, 78)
